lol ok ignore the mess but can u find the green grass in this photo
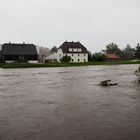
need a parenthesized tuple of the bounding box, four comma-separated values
(0, 60, 140, 69)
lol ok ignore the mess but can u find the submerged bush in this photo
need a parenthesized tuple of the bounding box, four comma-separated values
(61, 56, 71, 63)
(135, 66, 140, 82)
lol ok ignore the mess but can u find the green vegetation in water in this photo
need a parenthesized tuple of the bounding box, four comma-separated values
(135, 66, 140, 82)
(0, 60, 140, 69)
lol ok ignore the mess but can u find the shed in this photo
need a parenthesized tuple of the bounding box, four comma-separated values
(44, 53, 57, 63)
(103, 53, 120, 61)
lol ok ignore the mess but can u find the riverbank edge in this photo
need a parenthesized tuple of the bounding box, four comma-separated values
(0, 60, 140, 69)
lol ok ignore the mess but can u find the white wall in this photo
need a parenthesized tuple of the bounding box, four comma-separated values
(29, 61, 38, 63)
(57, 48, 63, 63)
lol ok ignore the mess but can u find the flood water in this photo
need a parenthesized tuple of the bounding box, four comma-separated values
(0, 65, 140, 140)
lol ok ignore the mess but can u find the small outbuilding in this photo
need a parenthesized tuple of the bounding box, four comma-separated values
(43, 53, 57, 63)
(103, 53, 120, 61)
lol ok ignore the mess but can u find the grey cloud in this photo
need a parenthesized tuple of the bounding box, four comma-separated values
(0, 0, 140, 52)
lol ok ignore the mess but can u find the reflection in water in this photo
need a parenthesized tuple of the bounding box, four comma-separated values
(0, 65, 140, 140)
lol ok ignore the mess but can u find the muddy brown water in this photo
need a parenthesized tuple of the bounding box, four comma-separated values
(0, 65, 140, 140)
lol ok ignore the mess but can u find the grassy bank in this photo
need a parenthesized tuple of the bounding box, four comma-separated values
(0, 60, 140, 69)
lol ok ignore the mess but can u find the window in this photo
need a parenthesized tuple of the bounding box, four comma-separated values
(19, 55, 24, 60)
(78, 59, 80, 62)
(78, 54, 80, 56)
(72, 54, 73, 56)
(84, 54, 86, 56)
(72, 59, 74, 62)
(84, 59, 86, 62)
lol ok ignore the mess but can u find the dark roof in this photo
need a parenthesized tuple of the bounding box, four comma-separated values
(59, 41, 88, 53)
(2, 43, 38, 55)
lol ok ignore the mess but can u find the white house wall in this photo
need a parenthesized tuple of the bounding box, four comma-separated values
(67, 53, 88, 63)
(57, 49, 88, 63)
(57, 48, 63, 63)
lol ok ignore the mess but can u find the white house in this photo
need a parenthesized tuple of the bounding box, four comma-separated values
(57, 41, 88, 63)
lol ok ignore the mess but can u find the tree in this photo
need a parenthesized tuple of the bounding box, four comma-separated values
(61, 56, 71, 63)
(88, 51, 92, 62)
(123, 44, 135, 60)
(135, 43, 140, 59)
(50, 46, 58, 54)
(106, 43, 124, 58)
(38, 47, 50, 63)
(93, 52, 105, 62)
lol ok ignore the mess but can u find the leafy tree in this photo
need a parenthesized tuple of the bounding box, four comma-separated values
(123, 44, 135, 60)
(61, 56, 71, 63)
(93, 52, 105, 62)
(50, 46, 58, 54)
(135, 43, 140, 59)
(106, 43, 124, 58)
(88, 51, 92, 62)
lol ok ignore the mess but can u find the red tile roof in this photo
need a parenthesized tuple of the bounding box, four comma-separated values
(104, 53, 119, 59)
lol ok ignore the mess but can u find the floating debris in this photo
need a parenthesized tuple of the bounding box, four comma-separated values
(99, 80, 118, 87)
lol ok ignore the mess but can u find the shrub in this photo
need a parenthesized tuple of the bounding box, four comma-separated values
(135, 66, 140, 82)
(61, 56, 71, 63)
(0, 59, 5, 63)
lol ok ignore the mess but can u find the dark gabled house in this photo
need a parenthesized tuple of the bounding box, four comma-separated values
(1, 43, 38, 62)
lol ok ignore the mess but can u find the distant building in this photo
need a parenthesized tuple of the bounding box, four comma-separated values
(44, 53, 57, 63)
(57, 41, 88, 63)
(1, 43, 38, 63)
(103, 53, 120, 61)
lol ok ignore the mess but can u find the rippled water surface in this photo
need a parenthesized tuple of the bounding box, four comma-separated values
(0, 65, 140, 140)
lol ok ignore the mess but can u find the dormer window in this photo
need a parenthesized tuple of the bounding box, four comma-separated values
(69, 48, 82, 52)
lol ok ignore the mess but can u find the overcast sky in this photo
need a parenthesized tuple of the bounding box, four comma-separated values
(0, 0, 140, 52)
